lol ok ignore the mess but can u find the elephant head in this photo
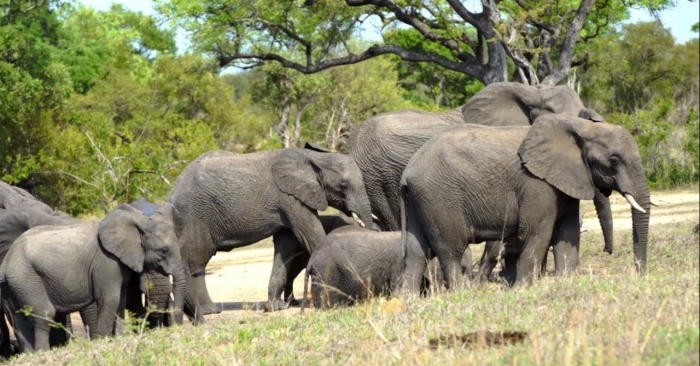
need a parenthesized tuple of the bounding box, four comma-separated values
(519, 114, 650, 274)
(272, 148, 373, 230)
(461, 82, 605, 127)
(97, 203, 186, 324)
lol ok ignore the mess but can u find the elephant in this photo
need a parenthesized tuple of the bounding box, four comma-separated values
(398, 114, 650, 292)
(279, 212, 361, 307)
(0, 203, 186, 353)
(301, 226, 470, 310)
(0, 207, 82, 357)
(151, 148, 373, 322)
(0, 182, 55, 215)
(344, 82, 614, 279)
(302, 226, 403, 309)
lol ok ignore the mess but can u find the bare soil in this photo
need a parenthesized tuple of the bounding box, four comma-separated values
(67, 191, 698, 335)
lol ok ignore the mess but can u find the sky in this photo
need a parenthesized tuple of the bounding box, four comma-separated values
(84, 0, 699, 53)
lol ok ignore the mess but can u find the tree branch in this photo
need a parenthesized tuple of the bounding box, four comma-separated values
(541, 0, 598, 85)
(218, 43, 486, 80)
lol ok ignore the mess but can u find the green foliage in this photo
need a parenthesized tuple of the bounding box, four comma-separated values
(579, 21, 699, 188)
(384, 28, 483, 110)
(606, 100, 698, 189)
(56, 4, 177, 94)
(243, 42, 409, 151)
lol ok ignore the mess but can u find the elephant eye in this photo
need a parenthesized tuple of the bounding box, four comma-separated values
(609, 156, 619, 167)
(158, 247, 171, 256)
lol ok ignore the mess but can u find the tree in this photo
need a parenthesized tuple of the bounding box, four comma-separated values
(383, 28, 484, 109)
(57, 3, 177, 94)
(579, 21, 699, 188)
(0, 0, 73, 184)
(157, 0, 672, 86)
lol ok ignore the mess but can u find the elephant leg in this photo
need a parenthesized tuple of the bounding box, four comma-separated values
(502, 253, 519, 286)
(437, 249, 467, 291)
(421, 258, 442, 296)
(190, 273, 219, 315)
(421, 213, 469, 291)
(183, 272, 205, 325)
(12, 313, 34, 353)
(79, 303, 99, 339)
(478, 241, 504, 283)
(266, 230, 306, 312)
(514, 220, 556, 287)
(48, 312, 70, 348)
(551, 206, 582, 276)
(30, 306, 54, 352)
(94, 294, 122, 338)
(283, 247, 310, 307)
(461, 246, 473, 281)
(399, 211, 433, 294)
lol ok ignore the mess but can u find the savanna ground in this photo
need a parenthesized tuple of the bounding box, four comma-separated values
(6, 190, 699, 365)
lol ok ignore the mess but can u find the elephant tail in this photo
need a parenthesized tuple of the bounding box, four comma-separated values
(398, 183, 408, 273)
(301, 267, 311, 315)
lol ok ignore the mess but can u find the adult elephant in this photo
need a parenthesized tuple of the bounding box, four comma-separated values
(0, 182, 53, 215)
(155, 148, 373, 322)
(398, 115, 650, 292)
(344, 82, 613, 250)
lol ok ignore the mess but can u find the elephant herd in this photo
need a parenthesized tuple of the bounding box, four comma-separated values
(0, 82, 650, 356)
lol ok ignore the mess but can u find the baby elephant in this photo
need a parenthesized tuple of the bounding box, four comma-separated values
(0, 204, 186, 353)
(303, 226, 402, 310)
(302, 226, 454, 310)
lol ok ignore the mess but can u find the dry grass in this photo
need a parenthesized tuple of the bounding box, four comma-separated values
(6, 220, 699, 366)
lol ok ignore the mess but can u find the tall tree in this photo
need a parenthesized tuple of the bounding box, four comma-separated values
(157, 0, 672, 86)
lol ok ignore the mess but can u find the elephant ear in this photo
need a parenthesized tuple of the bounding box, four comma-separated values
(271, 150, 328, 211)
(518, 114, 596, 201)
(578, 108, 605, 122)
(303, 142, 333, 153)
(98, 204, 147, 273)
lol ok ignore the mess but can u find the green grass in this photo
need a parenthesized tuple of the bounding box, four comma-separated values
(7, 221, 699, 366)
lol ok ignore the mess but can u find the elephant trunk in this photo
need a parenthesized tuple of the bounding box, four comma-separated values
(170, 265, 186, 325)
(592, 189, 614, 254)
(346, 193, 374, 231)
(630, 169, 651, 275)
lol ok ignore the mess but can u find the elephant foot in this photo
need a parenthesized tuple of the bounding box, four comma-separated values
(264, 299, 289, 313)
(198, 301, 222, 315)
(285, 295, 301, 307)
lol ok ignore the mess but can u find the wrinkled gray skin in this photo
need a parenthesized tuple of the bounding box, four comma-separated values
(398, 115, 650, 292)
(0, 182, 54, 214)
(115, 198, 191, 328)
(301, 226, 459, 310)
(0, 204, 186, 353)
(159, 148, 373, 323)
(303, 226, 403, 309)
(345, 82, 614, 277)
(280, 212, 360, 307)
(0, 207, 81, 357)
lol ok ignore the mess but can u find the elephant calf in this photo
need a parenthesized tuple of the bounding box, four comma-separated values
(0, 204, 186, 353)
(302, 226, 461, 310)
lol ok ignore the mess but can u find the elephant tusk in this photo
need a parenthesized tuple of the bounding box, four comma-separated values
(372, 213, 378, 220)
(624, 194, 646, 213)
(351, 212, 366, 227)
